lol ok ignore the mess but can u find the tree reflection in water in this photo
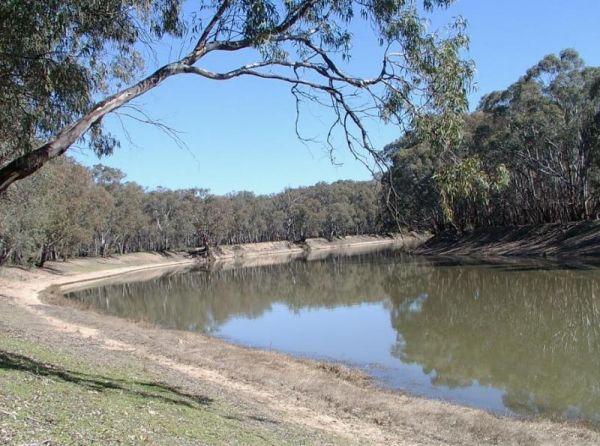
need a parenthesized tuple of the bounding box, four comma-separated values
(385, 259, 600, 424)
(68, 251, 600, 425)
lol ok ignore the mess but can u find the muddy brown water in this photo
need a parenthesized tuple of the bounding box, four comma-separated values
(66, 249, 600, 425)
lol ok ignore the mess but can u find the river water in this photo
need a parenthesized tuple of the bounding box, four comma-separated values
(66, 249, 600, 425)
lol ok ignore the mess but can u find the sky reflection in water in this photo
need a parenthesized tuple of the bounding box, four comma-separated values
(68, 250, 600, 425)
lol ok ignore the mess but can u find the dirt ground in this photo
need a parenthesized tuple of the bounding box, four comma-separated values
(416, 222, 600, 258)
(1, 239, 599, 445)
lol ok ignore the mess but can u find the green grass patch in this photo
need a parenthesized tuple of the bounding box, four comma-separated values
(0, 335, 305, 445)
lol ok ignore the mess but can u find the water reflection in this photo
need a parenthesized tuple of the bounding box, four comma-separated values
(385, 261, 600, 423)
(67, 251, 600, 425)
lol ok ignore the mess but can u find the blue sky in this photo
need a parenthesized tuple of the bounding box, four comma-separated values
(74, 0, 600, 195)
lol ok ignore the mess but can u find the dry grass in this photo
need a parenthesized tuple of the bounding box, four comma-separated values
(1, 239, 600, 445)
(0, 307, 339, 446)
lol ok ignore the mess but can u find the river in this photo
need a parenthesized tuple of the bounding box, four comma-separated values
(66, 248, 600, 425)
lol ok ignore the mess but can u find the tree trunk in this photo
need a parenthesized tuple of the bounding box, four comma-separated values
(37, 245, 49, 268)
(0, 63, 191, 193)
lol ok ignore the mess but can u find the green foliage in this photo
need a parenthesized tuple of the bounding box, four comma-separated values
(383, 49, 600, 232)
(0, 158, 382, 265)
(380, 135, 443, 230)
(0, 159, 107, 264)
(0, 0, 472, 193)
(0, 0, 183, 164)
(433, 156, 509, 224)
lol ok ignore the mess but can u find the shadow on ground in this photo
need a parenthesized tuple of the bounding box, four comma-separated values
(0, 349, 212, 409)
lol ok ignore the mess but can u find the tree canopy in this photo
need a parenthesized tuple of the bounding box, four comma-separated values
(0, 0, 472, 192)
(0, 156, 382, 265)
(382, 49, 600, 231)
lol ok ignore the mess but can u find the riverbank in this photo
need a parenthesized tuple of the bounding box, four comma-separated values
(209, 233, 426, 261)
(1, 236, 599, 445)
(416, 221, 600, 258)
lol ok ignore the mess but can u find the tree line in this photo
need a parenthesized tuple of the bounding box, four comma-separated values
(0, 0, 472, 268)
(382, 49, 600, 232)
(0, 158, 381, 266)
(4, 48, 598, 266)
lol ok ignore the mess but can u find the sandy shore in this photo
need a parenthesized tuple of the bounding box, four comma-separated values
(1, 236, 599, 445)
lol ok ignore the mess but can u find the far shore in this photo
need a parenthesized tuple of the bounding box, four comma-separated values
(416, 221, 600, 258)
(2, 234, 600, 445)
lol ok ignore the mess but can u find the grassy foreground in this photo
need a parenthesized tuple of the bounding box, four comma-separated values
(0, 334, 314, 445)
(2, 251, 600, 445)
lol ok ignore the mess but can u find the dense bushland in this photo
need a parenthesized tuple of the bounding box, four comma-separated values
(3, 50, 599, 266)
(382, 50, 600, 232)
(0, 159, 381, 266)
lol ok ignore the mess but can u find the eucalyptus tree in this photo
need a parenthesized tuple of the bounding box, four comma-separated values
(91, 165, 148, 255)
(110, 182, 148, 253)
(0, 0, 472, 193)
(478, 49, 600, 221)
(380, 133, 446, 230)
(0, 158, 104, 265)
(0, 156, 383, 264)
(383, 49, 600, 231)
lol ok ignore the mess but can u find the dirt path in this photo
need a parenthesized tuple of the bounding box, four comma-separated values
(1, 246, 599, 445)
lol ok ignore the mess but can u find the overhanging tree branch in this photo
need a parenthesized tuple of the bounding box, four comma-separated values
(0, 0, 471, 193)
(0, 1, 315, 192)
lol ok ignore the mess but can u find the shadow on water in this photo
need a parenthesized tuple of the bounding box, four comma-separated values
(0, 349, 212, 409)
(423, 254, 600, 271)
